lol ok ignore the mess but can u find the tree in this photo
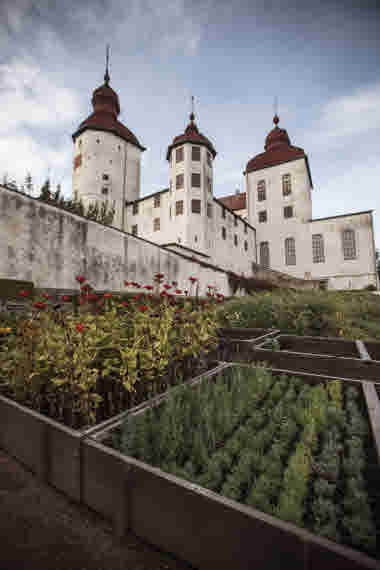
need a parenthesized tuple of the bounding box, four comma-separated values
(39, 178, 51, 201)
(25, 172, 34, 196)
(53, 183, 62, 202)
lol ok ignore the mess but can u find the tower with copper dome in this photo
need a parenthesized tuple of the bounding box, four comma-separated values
(72, 47, 146, 232)
(244, 113, 313, 274)
(166, 98, 217, 253)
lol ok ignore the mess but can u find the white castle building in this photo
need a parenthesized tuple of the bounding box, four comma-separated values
(72, 64, 378, 291)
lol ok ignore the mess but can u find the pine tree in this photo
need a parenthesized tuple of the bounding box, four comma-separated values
(39, 178, 51, 201)
(25, 172, 33, 196)
(53, 183, 62, 202)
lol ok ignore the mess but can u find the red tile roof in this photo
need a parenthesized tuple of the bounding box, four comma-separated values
(167, 113, 217, 161)
(72, 81, 146, 151)
(219, 193, 247, 211)
(244, 115, 313, 188)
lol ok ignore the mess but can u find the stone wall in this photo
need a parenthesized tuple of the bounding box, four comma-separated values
(0, 185, 316, 300)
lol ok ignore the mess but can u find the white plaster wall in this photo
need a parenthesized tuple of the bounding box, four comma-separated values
(72, 130, 142, 233)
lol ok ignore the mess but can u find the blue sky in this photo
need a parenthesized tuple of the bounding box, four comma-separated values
(1, 0, 379, 246)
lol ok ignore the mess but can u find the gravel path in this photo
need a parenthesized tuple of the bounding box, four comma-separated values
(0, 449, 196, 570)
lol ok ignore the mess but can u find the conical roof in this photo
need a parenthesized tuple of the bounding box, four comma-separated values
(244, 114, 312, 187)
(166, 111, 217, 161)
(72, 70, 145, 151)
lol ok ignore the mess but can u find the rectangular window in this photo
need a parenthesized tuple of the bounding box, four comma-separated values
(207, 203, 212, 218)
(282, 173, 292, 196)
(153, 218, 160, 231)
(176, 147, 184, 163)
(176, 174, 184, 189)
(154, 195, 161, 208)
(192, 146, 201, 161)
(234, 217, 238, 227)
(244, 240, 248, 251)
(132, 224, 138, 236)
(207, 176, 212, 193)
(176, 200, 184, 215)
(101, 187, 108, 195)
(284, 206, 293, 218)
(133, 202, 138, 215)
(244, 224, 248, 234)
(259, 210, 267, 223)
(169, 206, 171, 219)
(192, 199, 201, 214)
(257, 180, 266, 201)
(342, 229, 356, 259)
(102, 174, 109, 181)
(222, 208, 226, 219)
(312, 234, 325, 263)
(192, 173, 201, 188)
(222, 227, 226, 240)
(260, 242, 270, 269)
(207, 152, 212, 167)
(285, 237, 296, 265)
(234, 234, 238, 246)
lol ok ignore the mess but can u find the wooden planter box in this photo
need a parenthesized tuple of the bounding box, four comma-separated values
(223, 334, 380, 382)
(217, 327, 278, 341)
(83, 363, 380, 570)
(0, 360, 226, 503)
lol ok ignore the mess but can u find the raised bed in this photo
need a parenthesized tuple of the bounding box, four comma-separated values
(84, 364, 380, 570)
(264, 335, 361, 358)
(217, 327, 278, 341)
(363, 340, 380, 362)
(0, 356, 226, 503)
(224, 335, 380, 382)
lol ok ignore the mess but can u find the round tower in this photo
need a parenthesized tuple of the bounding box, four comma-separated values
(166, 98, 217, 252)
(72, 47, 146, 231)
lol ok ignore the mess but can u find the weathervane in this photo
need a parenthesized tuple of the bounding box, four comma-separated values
(190, 95, 195, 122)
(273, 95, 279, 125)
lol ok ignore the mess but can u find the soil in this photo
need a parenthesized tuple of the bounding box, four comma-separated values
(0, 448, 196, 570)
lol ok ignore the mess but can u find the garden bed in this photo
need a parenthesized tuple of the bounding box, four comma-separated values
(363, 340, 380, 362)
(87, 364, 380, 569)
(260, 335, 361, 358)
(216, 327, 277, 341)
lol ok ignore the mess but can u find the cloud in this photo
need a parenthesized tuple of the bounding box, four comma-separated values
(310, 82, 380, 150)
(0, 59, 80, 133)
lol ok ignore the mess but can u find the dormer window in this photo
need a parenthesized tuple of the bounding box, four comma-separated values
(192, 146, 201, 161)
(282, 174, 292, 196)
(176, 147, 184, 163)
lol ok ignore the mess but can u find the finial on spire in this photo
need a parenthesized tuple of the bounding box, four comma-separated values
(104, 44, 110, 85)
(273, 95, 279, 125)
(190, 95, 195, 122)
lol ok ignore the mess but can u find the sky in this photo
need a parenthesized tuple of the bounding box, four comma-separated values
(1, 0, 380, 246)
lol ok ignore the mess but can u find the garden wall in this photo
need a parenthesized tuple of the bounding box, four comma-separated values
(0, 185, 318, 299)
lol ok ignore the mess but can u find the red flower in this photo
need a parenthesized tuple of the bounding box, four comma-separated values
(61, 295, 71, 302)
(134, 295, 141, 300)
(33, 301, 47, 310)
(81, 284, 92, 292)
(19, 290, 30, 297)
(103, 293, 112, 298)
(189, 276, 197, 282)
(144, 285, 153, 290)
(139, 305, 148, 311)
(41, 293, 52, 300)
(120, 301, 129, 307)
(75, 323, 85, 333)
(155, 273, 164, 278)
(172, 281, 178, 286)
(160, 291, 166, 297)
(76, 275, 86, 284)
(175, 289, 182, 294)
(147, 293, 153, 298)
(163, 284, 171, 290)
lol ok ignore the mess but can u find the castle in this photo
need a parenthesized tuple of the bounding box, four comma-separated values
(71, 63, 378, 291)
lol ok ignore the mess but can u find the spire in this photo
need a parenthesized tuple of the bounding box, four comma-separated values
(190, 95, 195, 123)
(273, 95, 279, 126)
(104, 44, 110, 85)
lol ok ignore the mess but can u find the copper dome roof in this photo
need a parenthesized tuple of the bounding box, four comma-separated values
(166, 112, 217, 161)
(244, 114, 313, 188)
